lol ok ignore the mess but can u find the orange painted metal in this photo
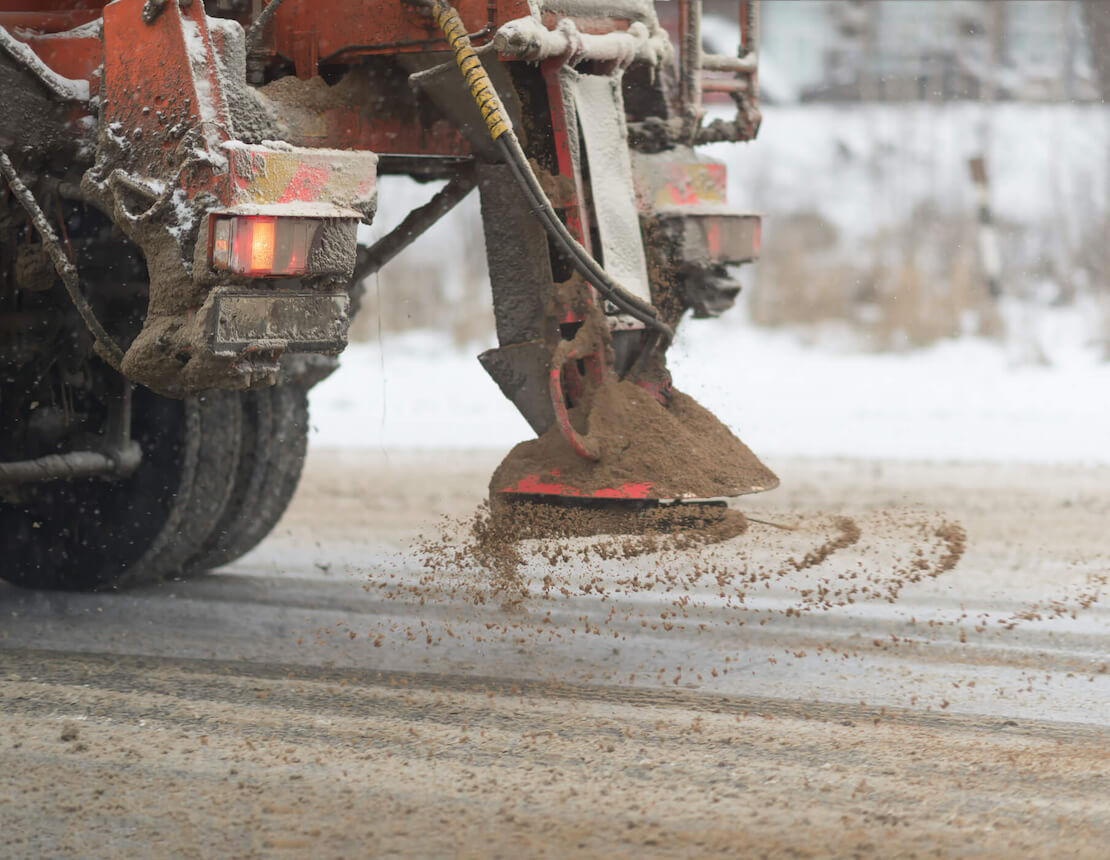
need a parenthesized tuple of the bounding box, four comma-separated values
(536, 56, 613, 460)
(0, 0, 104, 9)
(261, 0, 530, 66)
(7, 0, 652, 161)
(222, 143, 377, 211)
(95, 0, 372, 214)
(541, 59, 592, 254)
(548, 345, 601, 463)
(100, 0, 231, 196)
(0, 10, 100, 30)
(278, 107, 470, 158)
(17, 32, 102, 93)
(499, 470, 656, 500)
(2, 1, 104, 92)
(0, 0, 104, 33)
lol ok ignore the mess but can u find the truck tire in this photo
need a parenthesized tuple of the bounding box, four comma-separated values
(0, 386, 242, 591)
(186, 383, 310, 573)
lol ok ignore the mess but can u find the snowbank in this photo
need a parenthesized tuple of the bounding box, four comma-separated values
(310, 304, 1110, 464)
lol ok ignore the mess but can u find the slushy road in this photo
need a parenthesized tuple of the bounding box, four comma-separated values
(2, 452, 1108, 857)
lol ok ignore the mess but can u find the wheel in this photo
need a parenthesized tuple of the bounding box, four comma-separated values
(187, 383, 309, 573)
(0, 385, 242, 591)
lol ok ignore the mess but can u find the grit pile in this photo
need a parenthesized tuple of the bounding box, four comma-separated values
(490, 381, 779, 499)
(419, 380, 966, 618)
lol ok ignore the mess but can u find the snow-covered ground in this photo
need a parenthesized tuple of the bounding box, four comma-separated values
(310, 301, 1110, 464)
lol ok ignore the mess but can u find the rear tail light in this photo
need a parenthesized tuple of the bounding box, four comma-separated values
(210, 215, 321, 277)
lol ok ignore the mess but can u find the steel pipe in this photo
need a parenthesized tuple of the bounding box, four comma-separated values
(493, 17, 672, 68)
(0, 442, 142, 485)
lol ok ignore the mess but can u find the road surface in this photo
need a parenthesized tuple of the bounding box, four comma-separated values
(2, 451, 1109, 857)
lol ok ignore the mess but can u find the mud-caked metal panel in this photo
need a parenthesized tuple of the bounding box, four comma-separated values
(211, 290, 350, 354)
(664, 209, 760, 264)
(269, 0, 531, 69)
(638, 161, 728, 210)
(476, 162, 555, 346)
(223, 144, 378, 216)
(478, 341, 556, 435)
(99, 0, 232, 193)
(475, 158, 559, 436)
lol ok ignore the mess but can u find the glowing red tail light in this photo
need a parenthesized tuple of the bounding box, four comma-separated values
(249, 219, 276, 271)
(210, 216, 320, 277)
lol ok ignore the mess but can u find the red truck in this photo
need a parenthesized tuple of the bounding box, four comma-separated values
(0, 0, 773, 589)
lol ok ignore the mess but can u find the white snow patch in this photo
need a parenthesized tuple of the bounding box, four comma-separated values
(206, 17, 244, 40)
(23, 19, 103, 40)
(309, 102, 1110, 464)
(705, 102, 1110, 248)
(106, 122, 129, 149)
(166, 187, 197, 243)
(310, 305, 1110, 464)
(179, 17, 228, 168)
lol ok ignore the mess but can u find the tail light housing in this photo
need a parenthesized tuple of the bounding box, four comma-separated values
(210, 215, 322, 277)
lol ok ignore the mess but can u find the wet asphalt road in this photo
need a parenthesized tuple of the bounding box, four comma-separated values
(2, 452, 1109, 857)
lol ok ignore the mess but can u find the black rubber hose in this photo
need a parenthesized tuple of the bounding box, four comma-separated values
(496, 132, 673, 343)
(0, 150, 126, 370)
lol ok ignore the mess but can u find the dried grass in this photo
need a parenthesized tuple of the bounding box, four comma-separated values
(346, 204, 1110, 354)
(349, 249, 492, 349)
(748, 208, 1005, 350)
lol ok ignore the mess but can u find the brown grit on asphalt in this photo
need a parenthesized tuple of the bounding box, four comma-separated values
(413, 384, 969, 613)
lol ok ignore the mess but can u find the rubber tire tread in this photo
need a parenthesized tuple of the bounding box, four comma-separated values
(187, 383, 309, 573)
(117, 389, 242, 587)
(187, 388, 274, 572)
(0, 387, 241, 591)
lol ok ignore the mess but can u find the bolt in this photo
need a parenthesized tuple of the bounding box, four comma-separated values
(141, 0, 167, 24)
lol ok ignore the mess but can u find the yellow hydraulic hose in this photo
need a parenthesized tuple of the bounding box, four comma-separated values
(431, 3, 509, 141)
(430, 1, 674, 344)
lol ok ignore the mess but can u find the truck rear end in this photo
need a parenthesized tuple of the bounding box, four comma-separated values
(0, 0, 772, 589)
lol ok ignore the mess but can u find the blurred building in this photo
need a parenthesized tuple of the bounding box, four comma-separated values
(748, 0, 1097, 103)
